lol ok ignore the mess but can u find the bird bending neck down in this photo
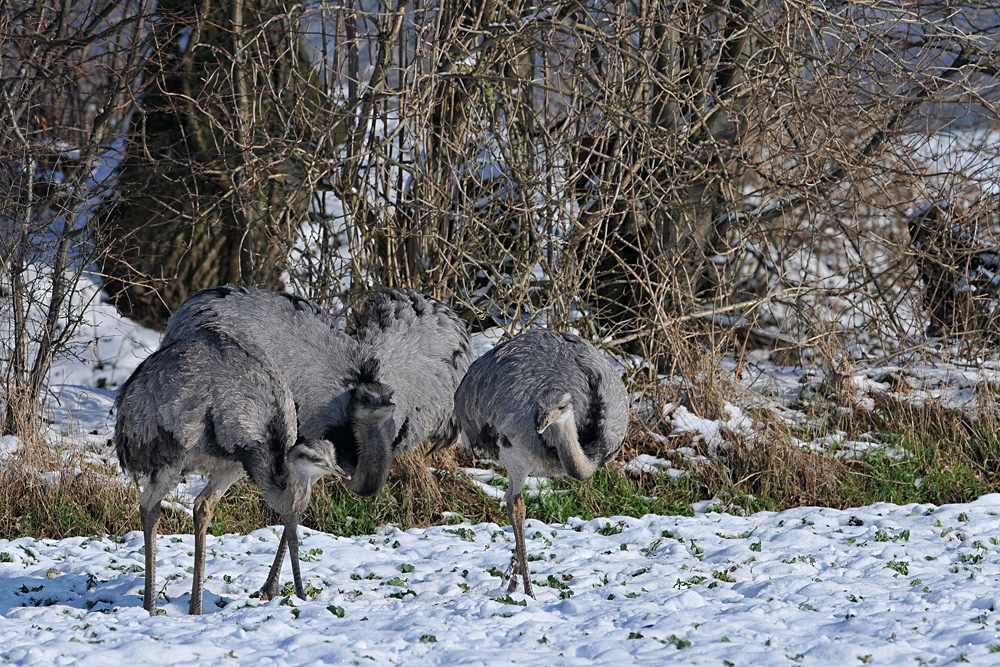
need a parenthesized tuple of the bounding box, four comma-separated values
(347, 390, 395, 497)
(276, 439, 348, 517)
(259, 438, 347, 601)
(537, 392, 598, 481)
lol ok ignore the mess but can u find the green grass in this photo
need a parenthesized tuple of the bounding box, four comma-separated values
(526, 468, 697, 523)
(4, 397, 1000, 541)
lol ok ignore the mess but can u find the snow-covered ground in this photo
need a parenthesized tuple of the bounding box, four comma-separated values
(4, 497, 1000, 665)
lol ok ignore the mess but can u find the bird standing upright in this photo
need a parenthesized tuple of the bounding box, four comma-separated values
(453, 329, 629, 598)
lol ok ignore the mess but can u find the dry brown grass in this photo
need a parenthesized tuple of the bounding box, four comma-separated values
(1, 448, 149, 539)
(696, 421, 851, 512)
(8, 350, 1000, 541)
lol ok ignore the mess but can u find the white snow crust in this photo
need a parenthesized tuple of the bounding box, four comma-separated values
(3, 498, 1000, 665)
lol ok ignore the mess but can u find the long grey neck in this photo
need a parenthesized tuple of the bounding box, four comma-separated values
(347, 413, 393, 496)
(351, 415, 392, 453)
(547, 411, 598, 481)
(260, 470, 314, 519)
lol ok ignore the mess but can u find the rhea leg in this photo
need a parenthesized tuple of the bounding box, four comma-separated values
(189, 468, 242, 615)
(138, 474, 176, 616)
(260, 517, 305, 601)
(140, 501, 162, 615)
(508, 494, 533, 598)
(500, 467, 534, 599)
(260, 532, 288, 600)
(284, 515, 306, 600)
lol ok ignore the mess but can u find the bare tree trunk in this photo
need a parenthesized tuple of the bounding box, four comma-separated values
(571, 0, 757, 352)
(99, 0, 319, 330)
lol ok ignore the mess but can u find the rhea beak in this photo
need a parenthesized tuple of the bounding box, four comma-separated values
(537, 408, 562, 434)
(331, 461, 351, 481)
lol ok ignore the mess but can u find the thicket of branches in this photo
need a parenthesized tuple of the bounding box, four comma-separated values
(2, 1, 146, 436)
(3, 0, 1000, 436)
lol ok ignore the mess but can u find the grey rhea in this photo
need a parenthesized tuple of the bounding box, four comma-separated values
(161, 285, 471, 598)
(348, 287, 474, 458)
(114, 328, 344, 615)
(162, 285, 392, 499)
(162, 286, 391, 601)
(453, 329, 629, 598)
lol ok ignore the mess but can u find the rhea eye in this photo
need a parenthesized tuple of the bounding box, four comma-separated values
(358, 393, 374, 406)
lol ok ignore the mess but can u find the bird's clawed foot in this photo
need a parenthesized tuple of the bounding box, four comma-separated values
(258, 582, 305, 601)
(500, 554, 535, 599)
(501, 554, 519, 593)
(521, 572, 535, 600)
(259, 582, 279, 601)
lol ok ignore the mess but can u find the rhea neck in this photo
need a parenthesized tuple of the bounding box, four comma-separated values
(541, 405, 598, 481)
(273, 440, 345, 517)
(541, 407, 577, 446)
(347, 404, 394, 496)
(351, 404, 394, 449)
(281, 467, 318, 517)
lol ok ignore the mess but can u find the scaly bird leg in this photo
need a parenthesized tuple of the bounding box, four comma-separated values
(190, 491, 222, 614)
(189, 472, 239, 615)
(284, 517, 305, 600)
(190, 501, 208, 615)
(508, 493, 534, 599)
(260, 532, 287, 601)
(501, 551, 519, 592)
(140, 502, 162, 615)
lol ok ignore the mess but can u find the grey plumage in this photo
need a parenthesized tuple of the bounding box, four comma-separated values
(453, 329, 629, 598)
(161, 285, 471, 598)
(114, 328, 343, 615)
(162, 285, 393, 498)
(349, 287, 474, 457)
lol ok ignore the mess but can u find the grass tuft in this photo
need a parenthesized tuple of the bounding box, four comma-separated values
(4, 383, 1000, 541)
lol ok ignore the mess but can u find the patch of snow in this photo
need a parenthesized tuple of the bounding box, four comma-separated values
(6, 497, 1000, 664)
(1, 435, 24, 462)
(667, 403, 755, 456)
(621, 454, 689, 480)
(48, 276, 161, 392)
(470, 327, 507, 357)
(794, 431, 908, 461)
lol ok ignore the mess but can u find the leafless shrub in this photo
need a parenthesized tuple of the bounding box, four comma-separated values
(6, 1, 1000, 433)
(294, 1, 1000, 362)
(1, 1, 148, 437)
(703, 425, 850, 511)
